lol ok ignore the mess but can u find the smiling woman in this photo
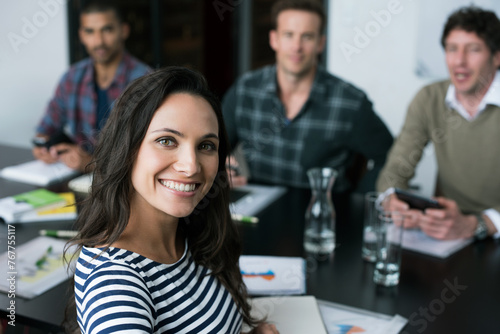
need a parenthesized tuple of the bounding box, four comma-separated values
(63, 67, 277, 334)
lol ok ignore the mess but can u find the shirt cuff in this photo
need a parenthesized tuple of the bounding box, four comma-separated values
(483, 209, 500, 238)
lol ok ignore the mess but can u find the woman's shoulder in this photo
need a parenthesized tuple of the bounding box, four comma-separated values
(76, 241, 192, 283)
(75, 246, 150, 288)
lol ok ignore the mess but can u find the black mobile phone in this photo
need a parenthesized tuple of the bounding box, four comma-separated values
(33, 132, 74, 149)
(45, 132, 74, 148)
(394, 188, 443, 211)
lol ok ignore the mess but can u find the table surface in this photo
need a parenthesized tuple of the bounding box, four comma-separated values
(1, 144, 499, 333)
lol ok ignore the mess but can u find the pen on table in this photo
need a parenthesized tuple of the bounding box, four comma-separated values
(40, 229, 78, 238)
(231, 213, 259, 224)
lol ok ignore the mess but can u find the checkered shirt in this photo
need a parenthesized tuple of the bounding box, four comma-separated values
(222, 65, 393, 191)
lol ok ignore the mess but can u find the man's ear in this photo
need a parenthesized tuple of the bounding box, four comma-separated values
(269, 30, 278, 51)
(78, 27, 85, 44)
(317, 34, 326, 54)
(493, 50, 500, 69)
(121, 23, 130, 40)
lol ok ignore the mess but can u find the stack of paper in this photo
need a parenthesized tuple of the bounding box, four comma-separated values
(0, 160, 79, 186)
(239, 255, 306, 295)
(0, 189, 68, 223)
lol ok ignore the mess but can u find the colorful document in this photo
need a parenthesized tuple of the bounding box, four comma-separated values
(240, 255, 306, 295)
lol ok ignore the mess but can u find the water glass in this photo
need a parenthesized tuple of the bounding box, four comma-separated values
(373, 211, 404, 287)
(362, 191, 381, 262)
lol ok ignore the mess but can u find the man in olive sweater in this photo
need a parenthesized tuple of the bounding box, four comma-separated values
(377, 6, 500, 241)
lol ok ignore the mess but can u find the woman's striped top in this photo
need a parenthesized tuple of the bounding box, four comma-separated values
(74, 241, 243, 333)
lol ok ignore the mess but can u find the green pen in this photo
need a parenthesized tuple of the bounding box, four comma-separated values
(35, 246, 53, 269)
(231, 213, 259, 224)
(40, 229, 78, 238)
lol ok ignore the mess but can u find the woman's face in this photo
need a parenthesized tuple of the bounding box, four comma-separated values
(130, 93, 220, 220)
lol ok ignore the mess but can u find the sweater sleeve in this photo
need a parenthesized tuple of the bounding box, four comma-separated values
(376, 88, 431, 192)
(77, 261, 155, 334)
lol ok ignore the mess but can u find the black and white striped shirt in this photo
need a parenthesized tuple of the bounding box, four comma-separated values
(75, 242, 242, 333)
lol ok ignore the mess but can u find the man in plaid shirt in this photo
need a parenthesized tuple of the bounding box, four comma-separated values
(32, 0, 150, 172)
(222, 0, 393, 192)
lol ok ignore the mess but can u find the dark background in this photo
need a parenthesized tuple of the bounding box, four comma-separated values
(66, 0, 328, 99)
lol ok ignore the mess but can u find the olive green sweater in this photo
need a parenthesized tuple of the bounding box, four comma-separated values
(377, 80, 500, 214)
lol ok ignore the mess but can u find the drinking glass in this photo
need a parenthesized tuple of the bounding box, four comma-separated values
(362, 191, 381, 262)
(373, 211, 404, 287)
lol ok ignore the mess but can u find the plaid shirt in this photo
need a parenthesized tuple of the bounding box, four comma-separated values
(222, 65, 393, 190)
(36, 52, 151, 153)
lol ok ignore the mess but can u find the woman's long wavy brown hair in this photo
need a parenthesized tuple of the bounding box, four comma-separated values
(63, 66, 257, 332)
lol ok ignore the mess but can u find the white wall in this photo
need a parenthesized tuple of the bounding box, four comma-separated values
(327, 0, 438, 196)
(0, 0, 68, 149)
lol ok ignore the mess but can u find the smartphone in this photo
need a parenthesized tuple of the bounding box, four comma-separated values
(394, 188, 443, 211)
(33, 132, 74, 149)
(45, 132, 74, 148)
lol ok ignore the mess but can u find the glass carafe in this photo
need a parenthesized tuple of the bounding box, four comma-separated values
(304, 167, 337, 256)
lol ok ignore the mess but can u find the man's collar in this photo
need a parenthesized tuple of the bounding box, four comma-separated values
(84, 51, 129, 87)
(268, 65, 325, 98)
(481, 69, 500, 107)
(445, 70, 500, 120)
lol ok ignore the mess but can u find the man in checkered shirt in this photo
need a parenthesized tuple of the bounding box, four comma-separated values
(222, 0, 393, 193)
(32, 0, 150, 172)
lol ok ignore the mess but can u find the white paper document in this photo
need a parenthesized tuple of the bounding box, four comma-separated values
(230, 184, 286, 217)
(401, 229, 472, 258)
(245, 296, 328, 334)
(239, 255, 306, 295)
(0, 236, 77, 299)
(0, 160, 79, 186)
(318, 299, 407, 334)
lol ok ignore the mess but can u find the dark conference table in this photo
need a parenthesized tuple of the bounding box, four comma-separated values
(1, 144, 499, 333)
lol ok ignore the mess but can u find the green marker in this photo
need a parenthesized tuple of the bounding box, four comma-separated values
(231, 214, 259, 224)
(40, 229, 78, 238)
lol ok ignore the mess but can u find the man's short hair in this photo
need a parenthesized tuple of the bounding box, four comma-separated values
(271, 0, 326, 34)
(441, 6, 500, 54)
(81, 0, 125, 23)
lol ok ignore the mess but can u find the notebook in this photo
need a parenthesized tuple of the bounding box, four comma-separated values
(0, 160, 79, 186)
(243, 296, 327, 334)
(0, 189, 66, 223)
